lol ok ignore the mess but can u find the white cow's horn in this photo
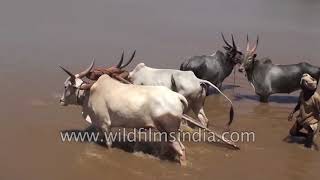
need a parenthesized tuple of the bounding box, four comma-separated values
(59, 66, 76, 80)
(76, 59, 95, 78)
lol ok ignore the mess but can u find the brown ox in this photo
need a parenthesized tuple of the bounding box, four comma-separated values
(85, 51, 136, 84)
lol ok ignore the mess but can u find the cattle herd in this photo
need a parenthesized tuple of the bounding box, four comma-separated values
(59, 33, 320, 165)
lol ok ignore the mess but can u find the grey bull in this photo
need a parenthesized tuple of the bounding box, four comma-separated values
(239, 35, 320, 102)
(128, 63, 234, 127)
(180, 33, 243, 90)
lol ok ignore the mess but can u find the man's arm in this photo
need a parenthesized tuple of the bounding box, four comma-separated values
(293, 101, 301, 113)
(315, 94, 320, 115)
(288, 100, 301, 121)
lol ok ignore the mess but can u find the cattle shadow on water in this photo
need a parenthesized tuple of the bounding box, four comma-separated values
(221, 84, 241, 91)
(61, 125, 237, 162)
(233, 94, 299, 104)
(61, 126, 176, 162)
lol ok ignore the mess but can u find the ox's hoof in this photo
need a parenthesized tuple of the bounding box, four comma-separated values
(259, 96, 270, 103)
(179, 156, 187, 166)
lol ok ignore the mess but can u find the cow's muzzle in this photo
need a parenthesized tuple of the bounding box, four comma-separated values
(238, 66, 245, 73)
(59, 99, 67, 106)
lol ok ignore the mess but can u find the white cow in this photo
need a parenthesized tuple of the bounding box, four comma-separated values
(59, 61, 193, 165)
(128, 63, 234, 127)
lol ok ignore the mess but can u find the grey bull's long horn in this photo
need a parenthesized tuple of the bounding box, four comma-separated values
(246, 34, 250, 52)
(76, 59, 95, 78)
(116, 51, 125, 68)
(221, 32, 232, 48)
(59, 66, 76, 80)
(250, 36, 259, 53)
(198, 78, 234, 126)
(231, 34, 236, 49)
(120, 50, 136, 69)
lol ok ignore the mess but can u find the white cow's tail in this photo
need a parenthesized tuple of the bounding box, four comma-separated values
(178, 94, 188, 113)
(198, 78, 234, 126)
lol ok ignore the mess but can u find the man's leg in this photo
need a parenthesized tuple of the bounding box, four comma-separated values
(304, 125, 315, 148)
(304, 122, 319, 148)
(289, 122, 307, 137)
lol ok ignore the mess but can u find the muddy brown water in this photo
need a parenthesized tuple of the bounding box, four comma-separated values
(1, 0, 320, 179)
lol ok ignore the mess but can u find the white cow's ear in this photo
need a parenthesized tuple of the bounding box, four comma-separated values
(74, 79, 84, 88)
(133, 63, 146, 72)
(137, 63, 145, 68)
(85, 115, 92, 124)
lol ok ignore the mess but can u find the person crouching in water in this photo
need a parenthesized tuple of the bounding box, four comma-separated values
(288, 73, 320, 148)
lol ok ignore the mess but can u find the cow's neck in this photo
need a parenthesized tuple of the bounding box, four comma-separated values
(76, 89, 89, 106)
(245, 69, 254, 82)
(245, 60, 257, 83)
(220, 54, 236, 77)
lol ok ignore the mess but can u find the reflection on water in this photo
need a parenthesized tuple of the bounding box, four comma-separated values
(1, 0, 320, 180)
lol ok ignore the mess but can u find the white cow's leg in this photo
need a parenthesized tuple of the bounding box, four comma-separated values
(155, 114, 186, 165)
(85, 111, 106, 143)
(89, 111, 113, 148)
(191, 105, 208, 127)
(159, 141, 170, 158)
(181, 104, 191, 127)
(178, 140, 186, 165)
(169, 139, 186, 166)
(198, 107, 209, 127)
(191, 94, 208, 127)
(101, 123, 112, 149)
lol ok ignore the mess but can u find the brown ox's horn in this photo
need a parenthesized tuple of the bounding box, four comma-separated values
(76, 59, 95, 78)
(250, 36, 259, 53)
(116, 51, 125, 68)
(120, 50, 136, 69)
(221, 32, 232, 48)
(59, 66, 75, 80)
(231, 34, 236, 49)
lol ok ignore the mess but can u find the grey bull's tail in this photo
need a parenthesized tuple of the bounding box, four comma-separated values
(198, 78, 234, 126)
